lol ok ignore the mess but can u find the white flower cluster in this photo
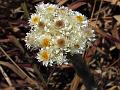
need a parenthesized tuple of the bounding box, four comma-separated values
(25, 3, 95, 66)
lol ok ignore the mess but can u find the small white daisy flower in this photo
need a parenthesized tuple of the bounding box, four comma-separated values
(37, 49, 51, 66)
(29, 14, 40, 25)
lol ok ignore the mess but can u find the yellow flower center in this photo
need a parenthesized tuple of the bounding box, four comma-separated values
(59, 9, 65, 14)
(41, 51, 49, 61)
(31, 16, 40, 24)
(76, 15, 84, 23)
(47, 6, 54, 12)
(41, 38, 50, 47)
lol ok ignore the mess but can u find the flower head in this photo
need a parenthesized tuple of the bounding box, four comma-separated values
(38, 35, 52, 47)
(37, 49, 51, 66)
(47, 6, 55, 12)
(30, 14, 40, 25)
(75, 15, 84, 23)
(25, 3, 96, 66)
(38, 50, 50, 61)
(41, 38, 50, 47)
(25, 32, 37, 48)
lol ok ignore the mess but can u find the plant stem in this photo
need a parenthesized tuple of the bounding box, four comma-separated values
(67, 53, 98, 90)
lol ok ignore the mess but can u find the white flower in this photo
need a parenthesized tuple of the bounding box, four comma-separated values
(25, 3, 96, 66)
(29, 14, 40, 25)
(37, 49, 52, 66)
(25, 32, 37, 48)
(38, 34, 52, 48)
